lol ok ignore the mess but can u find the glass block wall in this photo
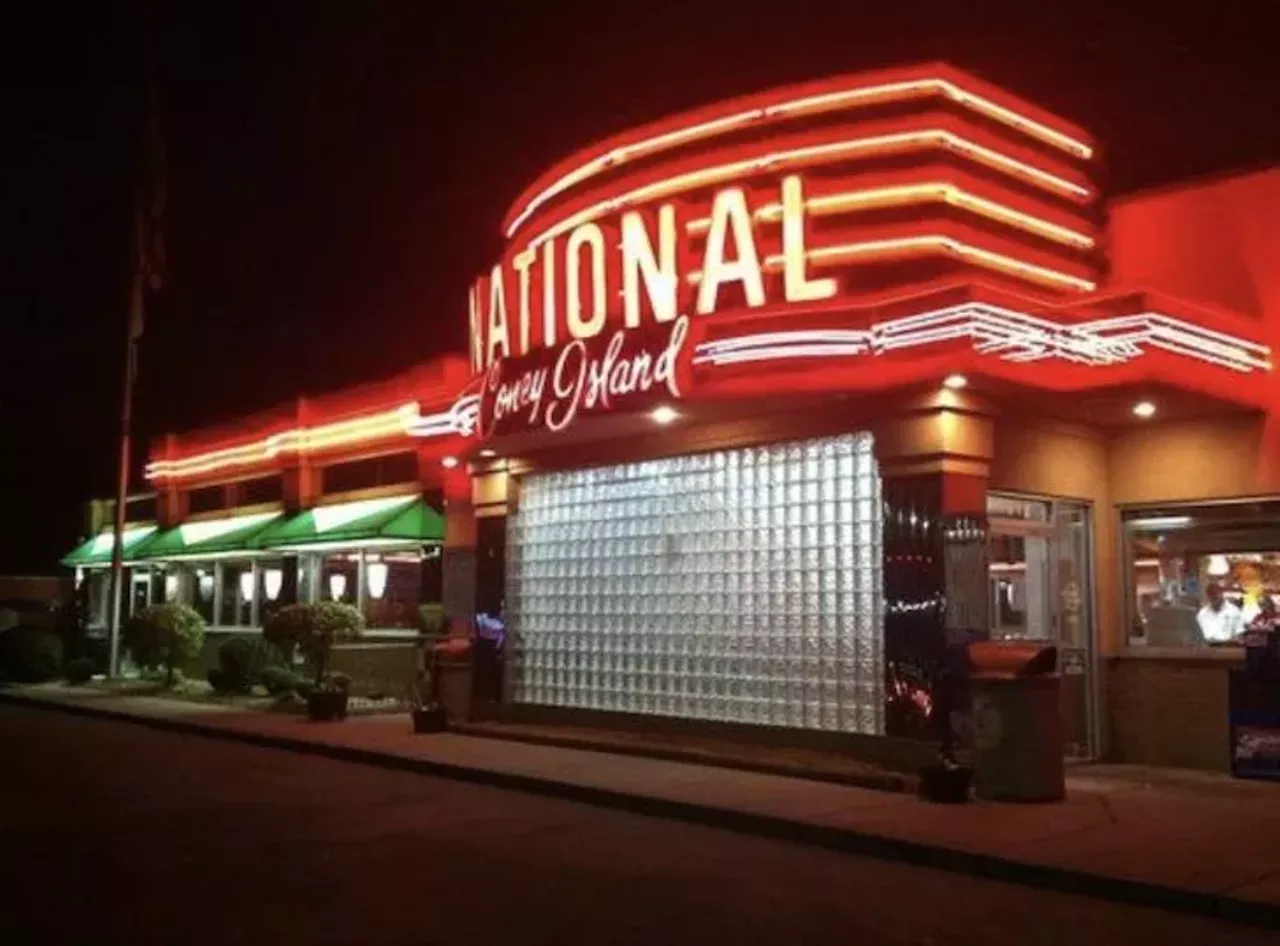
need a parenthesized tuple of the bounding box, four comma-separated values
(505, 433, 884, 734)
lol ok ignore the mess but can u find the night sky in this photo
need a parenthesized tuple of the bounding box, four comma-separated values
(3, 2, 1277, 573)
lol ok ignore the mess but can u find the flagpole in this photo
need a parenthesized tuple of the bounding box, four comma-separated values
(107, 206, 146, 678)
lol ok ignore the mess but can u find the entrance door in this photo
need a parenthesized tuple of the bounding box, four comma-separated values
(987, 495, 1097, 759)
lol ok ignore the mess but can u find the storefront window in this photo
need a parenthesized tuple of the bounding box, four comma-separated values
(185, 564, 217, 624)
(506, 433, 885, 735)
(219, 562, 255, 627)
(363, 549, 426, 630)
(257, 558, 291, 625)
(1125, 501, 1280, 648)
(321, 553, 358, 606)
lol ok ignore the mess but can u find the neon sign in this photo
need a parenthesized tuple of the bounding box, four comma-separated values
(479, 316, 693, 437)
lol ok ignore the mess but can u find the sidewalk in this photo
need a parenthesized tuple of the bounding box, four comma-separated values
(4, 682, 1279, 928)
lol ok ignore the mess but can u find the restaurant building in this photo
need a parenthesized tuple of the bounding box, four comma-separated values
(67, 63, 1279, 772)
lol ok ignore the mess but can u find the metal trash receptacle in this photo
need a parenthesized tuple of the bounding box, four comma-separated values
(969, 641, 1064, 803)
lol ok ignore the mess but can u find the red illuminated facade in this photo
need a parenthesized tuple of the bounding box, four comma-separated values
(75, 64, 1280, 772)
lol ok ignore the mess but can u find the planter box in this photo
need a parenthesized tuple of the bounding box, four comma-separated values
(306, 690, 348, 722)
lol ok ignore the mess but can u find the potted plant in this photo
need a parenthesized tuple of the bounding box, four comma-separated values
(410, 656, 447, 733)
(308, 671, 352, 721)
(285, 601, 363, 722)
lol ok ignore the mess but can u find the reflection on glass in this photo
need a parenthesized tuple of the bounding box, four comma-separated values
(219, 563, 253, 627)
(363, 550, 425, 629)
(504, 433, 885, 735)
(1126, 503, 1280, 648)
(322, 554, 358, 605)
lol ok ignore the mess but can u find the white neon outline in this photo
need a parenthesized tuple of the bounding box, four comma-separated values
(517, 129, 1091, 251)
(505, 75, 1093, 237)
(687, 182, 1096, 250)
(692, 303, 1272, 374)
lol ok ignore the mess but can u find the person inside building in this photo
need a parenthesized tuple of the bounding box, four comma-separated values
(1197, 582, 1244, 643)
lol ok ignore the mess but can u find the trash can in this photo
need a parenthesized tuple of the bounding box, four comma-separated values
(968, 641, 1064, 802)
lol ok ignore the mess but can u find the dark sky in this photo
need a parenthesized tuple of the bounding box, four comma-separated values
(2, 1, 1277, 573)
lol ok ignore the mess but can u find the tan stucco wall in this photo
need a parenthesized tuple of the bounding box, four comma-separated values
(1108, 414, 1274, 504)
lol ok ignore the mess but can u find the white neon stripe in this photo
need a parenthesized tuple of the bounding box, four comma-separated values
(518, 129, 1090, 251)
(690, 182, 1095, 250)
(692, 304, 1272, 374)
(147, 402, 424, 481)
(505, 76, 1093, 237)
(683, 235, 1095, 293)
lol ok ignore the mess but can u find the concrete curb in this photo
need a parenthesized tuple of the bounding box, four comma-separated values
(451, 722, 917, 795)
(3, 690, 1277, 931)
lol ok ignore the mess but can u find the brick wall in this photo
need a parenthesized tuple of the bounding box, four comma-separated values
(1105, 656, 1234, 771)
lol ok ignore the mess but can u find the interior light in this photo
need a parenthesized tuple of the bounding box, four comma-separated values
(366, 562, 389, 600)
(479, 449, 497, 458)
(239, 571, 255, 604)
(198, 572, 214, 601)
(441, 456, 460, 468)
(164, 573, 179, 602)
(263, 568, 283, 602)
(650, 405, 679, 425)
(328, 573, 347, 601)
(1126, 515, 1192, 530)
(1133, 400, 1156, 419)
(943, 374, 967, 390)
(1207, 554, 1231, 577)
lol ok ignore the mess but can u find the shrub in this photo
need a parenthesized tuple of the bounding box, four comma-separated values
(0, 626, 64, 682)
(260, 666, 309, 696)
(123, 604, 206, 687)
(264, 602, 363, 685)
(64, 656, 96, 685)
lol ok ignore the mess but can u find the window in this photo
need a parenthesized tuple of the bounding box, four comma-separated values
(219, 563, 255, 627)
(320, 553, 359, 606)
(185, 564, 217, 624)
(188, 485, 225, 515)
(126, 495, 157, 522)
(257, 558, 292, 624)
(321, 452, 419, 495)
(1125, 501, 1280, 648)
(363, 549, 428, 630)
(234, 476, 283, 507)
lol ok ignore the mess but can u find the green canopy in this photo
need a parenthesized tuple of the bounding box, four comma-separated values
(251, 495, 444, 549)
(61, 524, 160, 568)
(135, 510, 283, 560)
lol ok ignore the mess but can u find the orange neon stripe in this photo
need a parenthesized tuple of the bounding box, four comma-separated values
(516, 129, 1091, 251)
(686, 235, 1096, 293)
(685, 182, 1095, 249)
(506, 77, 1093, 238)
(146, 404, 420, 481)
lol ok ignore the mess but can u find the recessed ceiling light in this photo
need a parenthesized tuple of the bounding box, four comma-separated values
(650, 405, 679, 425)
(1133, 401, 1156, 419)
(440, 456, 459, 468)
(943, 374, 967, 390)
(479, 449, 497, 458)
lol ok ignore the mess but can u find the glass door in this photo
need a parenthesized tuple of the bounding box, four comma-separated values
(987, 495, 1097, 759)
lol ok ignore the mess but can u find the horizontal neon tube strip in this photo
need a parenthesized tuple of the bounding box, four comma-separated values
(686, 182, 1095, 249)
(506, 76, 1093, 237)
(693, 303, 1272, 374)
(519, 128, 1092, 251)
(147, 403, 424, 481)
(684, 235, 1095, 293)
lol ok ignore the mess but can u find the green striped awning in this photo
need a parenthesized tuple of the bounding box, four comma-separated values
(250, 495, 444, 549)
(136, 510, 283, 560)
(61, 524, 160, 568)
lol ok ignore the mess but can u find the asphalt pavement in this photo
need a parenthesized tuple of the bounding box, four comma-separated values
(0, 704, 1274, 945)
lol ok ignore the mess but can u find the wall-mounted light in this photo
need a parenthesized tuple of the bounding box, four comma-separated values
(650, 405, 679, 425)
(263, 568, 283, 602)
(943, 373, 967, 390)
(328, 573, 347, 601)
(366, 561, 389, 600)
(1133, 400, 1156, 419)
(441, 456, 459, 468)
(479, 449, 497, 458)
(239, 571, 255, 604)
